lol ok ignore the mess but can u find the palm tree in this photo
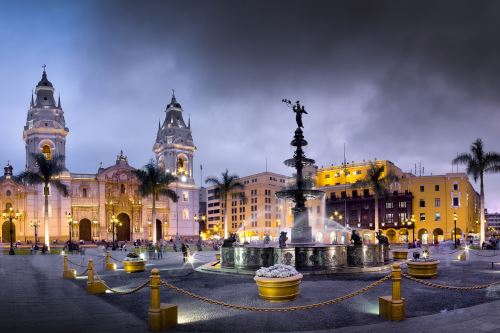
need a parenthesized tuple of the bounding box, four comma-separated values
(19, 153, 68, 249)
(352, 162, 399, 237)
(205, 169, 244, 239)
(453, 138, 500, 246)
(133, 160, 178, 244)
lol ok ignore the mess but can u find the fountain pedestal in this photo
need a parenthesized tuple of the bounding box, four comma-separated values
(290, 225, 313, 245)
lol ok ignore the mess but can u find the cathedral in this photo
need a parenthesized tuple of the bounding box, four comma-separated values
(0, 69, 200, 244)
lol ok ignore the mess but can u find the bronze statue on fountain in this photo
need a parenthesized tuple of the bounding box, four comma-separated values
(276, 100, 323, 245)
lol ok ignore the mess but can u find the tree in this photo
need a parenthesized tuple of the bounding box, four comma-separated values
(205, 169, 244, 239)
(133, 160, 178, 244)
(352, 162, 398, 238)
(19, 154, 68, 248)
(453, 138, 500, 246)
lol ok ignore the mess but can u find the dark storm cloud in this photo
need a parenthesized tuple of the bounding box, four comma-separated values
(1, 0, 500, 209)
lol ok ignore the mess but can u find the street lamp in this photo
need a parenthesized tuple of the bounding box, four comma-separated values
(67, 213, 73, 249)
(453, 211, 458, 249)
(193, 214, 206, 235)
(30, 218, 40, 250)
(110, 214, 120, 250)
(2, 207, 20, 255)
(175, 173, 187, 246)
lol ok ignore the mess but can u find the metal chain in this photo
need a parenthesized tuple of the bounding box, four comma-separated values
(77, 268, 89, 277)
(100, 279, 150, 295)
(402, 272, 500, 290)
(159, 274, 391, 312)
(67, 258, 86, 267)
(110, 256, 122, 262)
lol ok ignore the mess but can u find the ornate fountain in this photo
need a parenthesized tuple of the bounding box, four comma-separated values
(276, 100, 323, 244)
(217, 100, 389, 273)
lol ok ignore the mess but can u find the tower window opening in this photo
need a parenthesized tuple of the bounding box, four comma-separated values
(42, 144, 51, 160)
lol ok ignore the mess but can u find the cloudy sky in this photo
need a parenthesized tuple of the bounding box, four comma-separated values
(1, 0, 500, 210)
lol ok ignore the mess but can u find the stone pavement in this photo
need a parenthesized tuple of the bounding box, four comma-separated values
(0, 247, 499, 333)
(0, 253, 148, 333)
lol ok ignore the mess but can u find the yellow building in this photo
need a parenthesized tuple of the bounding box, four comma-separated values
(314, 160, 480, 244)
(205, 172, 293, 241)
(402, 173, 480, 244)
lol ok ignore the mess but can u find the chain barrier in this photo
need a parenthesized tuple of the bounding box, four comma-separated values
(67, 257, 86, 268)
(92, 270, 150, 295)
(158, 274, 391, 312)
(402, 272, 500, 290)
(110, 256, 122, 262)
(77, 268, 89, 277)
(100, 279, 150, 295)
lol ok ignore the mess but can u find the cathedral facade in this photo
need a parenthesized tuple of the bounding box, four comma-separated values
(0, 69, 199, 244)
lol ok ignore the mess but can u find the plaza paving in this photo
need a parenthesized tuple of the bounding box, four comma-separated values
(0, 247, 499, 332)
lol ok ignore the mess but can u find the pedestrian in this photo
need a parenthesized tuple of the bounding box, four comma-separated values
(173, 242, 178, 252)
(156, 241, 163, 259)
(181, 243, 189, 263)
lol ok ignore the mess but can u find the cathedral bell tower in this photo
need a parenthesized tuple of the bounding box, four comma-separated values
(153, 92, 195, 183)
(23, 67, 69, 170)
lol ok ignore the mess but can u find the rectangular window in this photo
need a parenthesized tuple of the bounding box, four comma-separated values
(420, 213, 426, 221)
(399, 212, 407, 222)
(386, 202, 394, 209)
(453, 197, 459, 207)
(352, 190, 358, 197)
(363, 189, 370, 196)
(182, 192, 189, 202)
(386, 213, 394, 223)
(398, 201, 407, 208)
(453, 183, 459, 191)
(435, 198, 440, 207)
(325, 174, 330, 179)
(435, 185, 440, 191)
(341, 191, 346, 198)
(435, 212, 441, 221)
(419, 199, 425, 208)
(420, 185, 424, 192)
(356, 170, 362, 175)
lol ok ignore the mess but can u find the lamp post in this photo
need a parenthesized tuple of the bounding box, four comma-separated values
(2, 207, 20, 255)
(453, 211, 458, 249)
(111, 214, 119, 250)
(193, 214, 206, 235)
(67, 213, 73, 250)
(30, 218, 40, 250)
(175, 174, 187, 247)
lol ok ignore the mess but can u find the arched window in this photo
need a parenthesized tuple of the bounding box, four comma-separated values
(182, 209, 189, 220)
(82, 188, 88, 198)
(120, 184, 126, 194)
(42, 144, 51, 160)
(5, 203, 12, 210)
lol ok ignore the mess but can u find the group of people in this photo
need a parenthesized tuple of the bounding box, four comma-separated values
(482, 237, 499, 250)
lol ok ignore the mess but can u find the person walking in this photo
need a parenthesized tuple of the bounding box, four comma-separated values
(181, 243, 189, 263)
(156, 241, 163, 259)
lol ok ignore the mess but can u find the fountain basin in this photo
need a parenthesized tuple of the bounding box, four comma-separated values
(347, 245, 389, 267)
(234, 247, 274, 270)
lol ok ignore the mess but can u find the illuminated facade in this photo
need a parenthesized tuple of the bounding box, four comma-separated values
(206, 172, 293, 241)
(313, 160, 480, 244)
(0, 70, 199, 244)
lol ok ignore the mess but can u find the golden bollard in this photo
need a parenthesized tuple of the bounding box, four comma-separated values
(63, 255, 76, 279)
(148, 268, 177, 331)
(86, 259, 106, 294)
(379, 263, 405, 321)
(106, 251, 116, 271)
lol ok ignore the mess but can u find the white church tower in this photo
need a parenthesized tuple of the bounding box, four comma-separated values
(23, 67, 69, 170)
(153, 92, 199, 237)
